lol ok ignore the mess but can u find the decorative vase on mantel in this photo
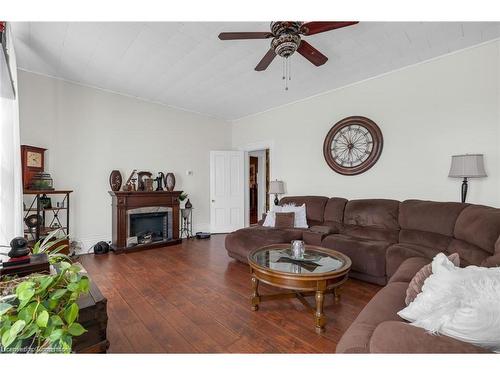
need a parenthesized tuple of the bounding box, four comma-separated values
(164, 172, 176, 192)
(185, 199, 192, 209)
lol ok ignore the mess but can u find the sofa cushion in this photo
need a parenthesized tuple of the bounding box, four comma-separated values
(399, 200, 468, 236)
(343, 225, 399, 243)
(399, 229, 452, 250)
(388, 257, 430, 284)
(344, 199, 400, 230)
(275, 212, 295, 228)
(279, 196, 328, 223)
(369, 321, 490, 353)
(321, 234, 391, 278)
(336, 281, 407, 353)
(446, 238, 491, 266)
(385, 243, 440, 277)
(340, 199, 400, 243)
(323, 197, 347, 223)
(454, 205, 500, 254)
(225, 226, 303, 263)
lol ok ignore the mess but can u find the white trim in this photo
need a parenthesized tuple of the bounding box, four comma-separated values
(72, 234, 110, 255)
(237, 140, 274, 228)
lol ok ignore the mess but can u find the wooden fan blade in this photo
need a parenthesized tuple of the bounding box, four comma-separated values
(297, 40, 328, 66)
(218, 32, 273, 40)
(300, 21, 358, 36)
(255, 48, 277, 71)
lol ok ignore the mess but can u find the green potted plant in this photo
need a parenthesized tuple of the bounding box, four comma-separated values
(0, 231, 89, 353)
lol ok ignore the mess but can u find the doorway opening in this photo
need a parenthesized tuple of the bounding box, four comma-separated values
(248, 149, 270, 225)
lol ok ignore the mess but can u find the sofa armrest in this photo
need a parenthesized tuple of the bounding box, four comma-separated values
(481, 252, 500, 267)
(369, 321, 490, 353)
(303, 226, 333, 246)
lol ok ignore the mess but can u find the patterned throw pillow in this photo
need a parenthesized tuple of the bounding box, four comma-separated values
(275, 212, 295, 228)
(405, 253, 460, 305)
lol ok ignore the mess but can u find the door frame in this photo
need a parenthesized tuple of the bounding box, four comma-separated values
(209, 150, 245, 234)
(237, 140, 274, 228)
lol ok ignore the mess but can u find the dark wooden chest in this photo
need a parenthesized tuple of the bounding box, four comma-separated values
(73, 281, 109, 353)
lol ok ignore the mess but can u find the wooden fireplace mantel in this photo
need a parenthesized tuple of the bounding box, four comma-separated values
(109, 190, 182, 253)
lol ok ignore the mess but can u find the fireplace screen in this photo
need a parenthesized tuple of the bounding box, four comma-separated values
(126, 207, 173, 246)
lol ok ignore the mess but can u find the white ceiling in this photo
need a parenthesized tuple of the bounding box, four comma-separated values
(11, 22, 500, 120)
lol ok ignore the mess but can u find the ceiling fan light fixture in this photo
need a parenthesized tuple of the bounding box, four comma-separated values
(271, 34, 301, 58)
(218, 20, 359, 91)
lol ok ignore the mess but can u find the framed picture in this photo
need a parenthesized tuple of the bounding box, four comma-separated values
(40, 194, 52, 209)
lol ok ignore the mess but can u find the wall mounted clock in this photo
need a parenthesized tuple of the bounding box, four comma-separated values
(323, 116, 383, 175)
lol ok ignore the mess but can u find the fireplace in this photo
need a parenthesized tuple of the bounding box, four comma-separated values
(127, 207, 173, 247)
(109, 191, 181, 253)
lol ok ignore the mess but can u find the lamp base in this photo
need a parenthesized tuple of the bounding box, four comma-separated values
(461, 177, 468, 203)
(274, 194, 279, 206)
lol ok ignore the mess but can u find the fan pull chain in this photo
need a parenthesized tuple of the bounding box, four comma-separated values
(285, 57, 289, 91)
(282, 58, 285, 80)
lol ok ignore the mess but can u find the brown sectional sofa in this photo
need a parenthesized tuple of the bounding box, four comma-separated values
(224, 195, 500, 353)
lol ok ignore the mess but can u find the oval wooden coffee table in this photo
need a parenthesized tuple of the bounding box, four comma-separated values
(248, 244, 351, 333)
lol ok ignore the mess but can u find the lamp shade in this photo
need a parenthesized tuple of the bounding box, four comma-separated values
(269, 180, 285, 194)
(448, 154, 487, 178)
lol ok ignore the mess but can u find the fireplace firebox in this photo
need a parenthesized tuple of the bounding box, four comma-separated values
(109, 191, 181, 253)
(127, 207, 173, 246)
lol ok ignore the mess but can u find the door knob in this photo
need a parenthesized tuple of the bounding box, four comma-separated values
(211, 200, 215, 203)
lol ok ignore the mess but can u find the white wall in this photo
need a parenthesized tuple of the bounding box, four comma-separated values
(18, 70, 232, 251)
(233, 41, 500, 208)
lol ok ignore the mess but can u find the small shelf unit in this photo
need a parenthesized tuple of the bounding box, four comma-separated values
(23, 190, 72, 243)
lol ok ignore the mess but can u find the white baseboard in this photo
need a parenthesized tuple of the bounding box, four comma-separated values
(72, 235, 111, 255)
(73, 223, 211, 253)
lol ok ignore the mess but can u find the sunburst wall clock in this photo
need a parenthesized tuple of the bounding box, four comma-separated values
(323, 116, 383, 175)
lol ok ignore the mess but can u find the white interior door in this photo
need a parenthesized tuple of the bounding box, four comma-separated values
(210, 151, 245, 233)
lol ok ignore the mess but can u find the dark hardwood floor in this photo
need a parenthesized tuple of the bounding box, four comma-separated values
(78, 235, 381, 353)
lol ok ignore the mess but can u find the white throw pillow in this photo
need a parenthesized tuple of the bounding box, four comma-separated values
(280, 203, 308, 228)
(262, 206, 282, 227)
(262, 203, 308, 228)
(398, 252, 500, 353)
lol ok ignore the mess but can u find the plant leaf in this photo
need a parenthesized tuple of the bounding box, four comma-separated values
(3, 320, 26, 347)
(16, 281, 35, 294)
(49, 328, 63, 342)
(67, 323, 86, 336)
(32, 241, 40, 254)
(10, 320, 26, 337)
(0, 303, 13, 316)
(37, 276, 54, 293)
(59, 261, 72, 270)
(50, 315, 64, 326)
(2, 329, 14, 348)
(18, 322, 39, 340)
(78, 277, 89, 293)
(63, 303, 79, 325)
(36, 310, 49, 328)
(18, 288, 35, 302)
(50, 289, 67, 300)
(17, 302, 37, 324)
(48, 244, 68, 255)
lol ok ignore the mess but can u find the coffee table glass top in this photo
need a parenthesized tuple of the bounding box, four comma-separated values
(249, 246, 345, 275)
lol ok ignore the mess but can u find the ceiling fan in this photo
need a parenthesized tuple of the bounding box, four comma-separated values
(218, 21, 358, 72)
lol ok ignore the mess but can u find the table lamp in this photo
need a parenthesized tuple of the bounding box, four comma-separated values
(448, 154, 487, 203)
(269, 180, 285, 206)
